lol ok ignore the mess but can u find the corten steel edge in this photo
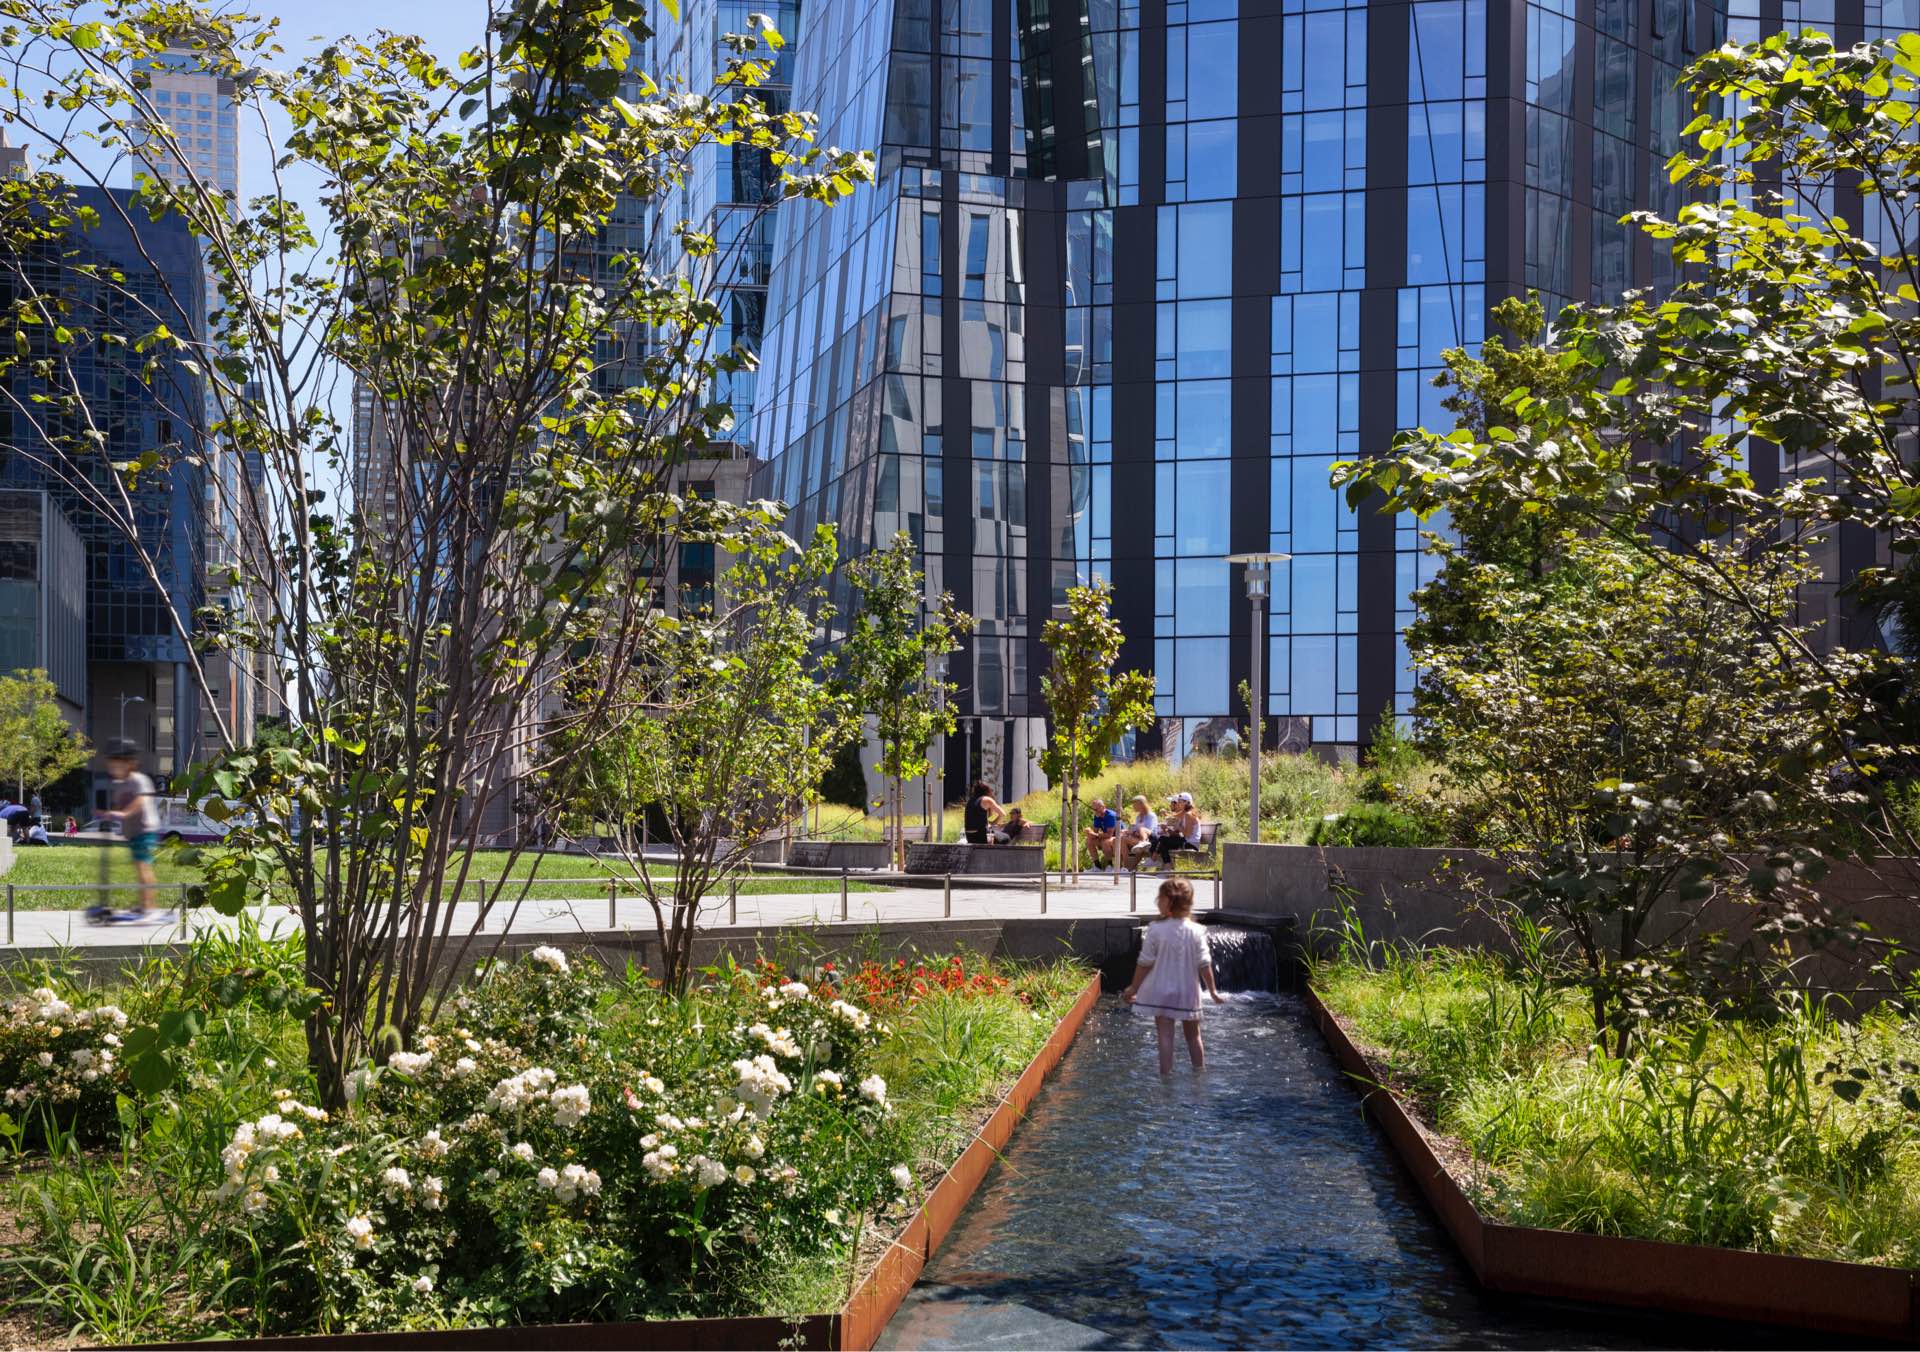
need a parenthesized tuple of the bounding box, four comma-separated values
(1303, 985, 1920, 1342)
(124, 974, 1105, 1352)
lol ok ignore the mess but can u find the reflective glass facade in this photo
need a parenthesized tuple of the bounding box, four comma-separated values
(0, 186, 207, 777)
(753, 0, 1867, 768)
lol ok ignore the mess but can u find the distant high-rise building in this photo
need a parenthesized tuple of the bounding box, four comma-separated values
(134, 47, 275, 754)
(0, 489, 87, 727)
(0, 185, 208, 798)
(746, 0, 1912, 792)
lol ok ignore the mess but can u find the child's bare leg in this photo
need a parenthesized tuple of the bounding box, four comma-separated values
(1154, 1016, 1175, 1075)
(1183, 1019, 1205, 1070)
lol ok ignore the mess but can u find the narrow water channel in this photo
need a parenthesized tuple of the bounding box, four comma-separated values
(880, 994, 1784, 1350)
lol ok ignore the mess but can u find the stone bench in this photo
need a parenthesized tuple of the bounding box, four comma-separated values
(786, 840, 891, 871)
(905, 842, 1045, 876)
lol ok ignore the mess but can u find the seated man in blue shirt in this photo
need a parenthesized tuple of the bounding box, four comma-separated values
(1082, 798, 1122, 869)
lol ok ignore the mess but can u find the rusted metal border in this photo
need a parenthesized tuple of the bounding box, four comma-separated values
(838, 972, 1102, 1349)
(126, 975, 1104, 1352)
(1304, 984, 1920, 1342)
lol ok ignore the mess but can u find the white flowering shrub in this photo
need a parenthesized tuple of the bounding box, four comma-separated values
(0, 987, 129, 1141)
(221, 952, 915, 1330)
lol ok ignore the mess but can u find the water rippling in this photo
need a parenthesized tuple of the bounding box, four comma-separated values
(880, 994, 1805, 1350)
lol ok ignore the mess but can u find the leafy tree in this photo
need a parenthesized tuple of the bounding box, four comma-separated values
(548, 516, 855, 994)
(0, 0, 869, 1102)
(0, 669, 88, 804)
(839, 531, 971, 869)
(1038, 581, 1155, 875)
(1335, 30, 1920, 857)
(1416, 531, 1850, 1056)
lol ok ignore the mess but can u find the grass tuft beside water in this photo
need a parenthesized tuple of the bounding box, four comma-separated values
(1314, 945, 1920, 1268)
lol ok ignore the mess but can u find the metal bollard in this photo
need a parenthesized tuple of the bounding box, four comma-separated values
(943, 872, 952, 918)
(839, 867, 849, 921)
(6, 883, 11, 945)
(608, 878, 617, 931)
(1128, 870, 1137, 913)
(1040, 870, 1048, 914)
(728, 882, 738, 926)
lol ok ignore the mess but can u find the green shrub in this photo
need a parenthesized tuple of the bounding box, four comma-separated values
(1307, 802, 1439, 847)
(0, 985, 131, 1143)
(0, 945, 1087, 1342)
(819, 737, 870, 812)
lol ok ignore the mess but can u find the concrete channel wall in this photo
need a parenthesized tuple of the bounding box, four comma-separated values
(1224, 842, 1920, 1003)
(30, 914, 1155, 989)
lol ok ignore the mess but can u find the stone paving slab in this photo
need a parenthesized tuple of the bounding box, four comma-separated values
(0, 872, 1222, 957)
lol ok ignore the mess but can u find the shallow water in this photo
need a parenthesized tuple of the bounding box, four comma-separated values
(880, 994, 1792, 1350)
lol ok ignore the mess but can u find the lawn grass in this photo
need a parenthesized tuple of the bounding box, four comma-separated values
(0, 846, 882, 911)
(1314, 946, 1920, 1267)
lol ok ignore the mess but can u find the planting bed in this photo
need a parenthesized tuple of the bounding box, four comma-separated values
(0, 936, 1095, 1349)
(1305, 984, 1920, 1341)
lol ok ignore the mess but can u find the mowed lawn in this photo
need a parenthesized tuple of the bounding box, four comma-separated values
(1, 845, 879, 912)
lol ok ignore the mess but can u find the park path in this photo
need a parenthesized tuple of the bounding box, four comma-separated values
(2, 871, 1220, 954)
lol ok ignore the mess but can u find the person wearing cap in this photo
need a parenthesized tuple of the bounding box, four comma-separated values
(1151, 793, 1202, 868)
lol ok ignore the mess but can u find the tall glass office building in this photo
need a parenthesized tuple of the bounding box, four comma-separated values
(747, 0, 1912, 785)
(0, 185, 207, 791)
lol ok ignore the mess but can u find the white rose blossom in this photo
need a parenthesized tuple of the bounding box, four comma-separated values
(387, 1049, 433, 1077)
(486, 1066, 558, 1113)
(550, 1083, 590, 1128)
(528, 946, 570, 974)
(345, 1214, 374, 1250)
(859, 1074, 889, 1106)
(891, 1164, 913, 1190)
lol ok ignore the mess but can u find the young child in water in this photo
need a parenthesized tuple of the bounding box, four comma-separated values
(1121, 877, 1224, 1072)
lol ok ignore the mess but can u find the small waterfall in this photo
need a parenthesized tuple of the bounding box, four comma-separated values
(1206, 924, 1280, 993)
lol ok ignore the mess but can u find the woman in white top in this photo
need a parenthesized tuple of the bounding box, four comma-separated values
(1119, 794, 1158, 867)
(1121, 877, 1224, 1072)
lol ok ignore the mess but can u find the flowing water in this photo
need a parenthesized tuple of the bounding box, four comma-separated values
(1197, 925, 1281, 995)
(880, 971, 1804, 1350)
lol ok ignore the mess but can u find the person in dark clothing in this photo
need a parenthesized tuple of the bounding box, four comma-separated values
(962, 779, 1005, 845)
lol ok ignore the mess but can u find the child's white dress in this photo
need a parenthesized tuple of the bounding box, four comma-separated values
(1132, 917, 1212, 1020)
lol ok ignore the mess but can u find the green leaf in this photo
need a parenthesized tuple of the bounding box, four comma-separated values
(129, 1051, 175, 1096)
(158, 1009, 203, 1047)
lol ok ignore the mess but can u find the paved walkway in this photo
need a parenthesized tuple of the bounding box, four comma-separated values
(3, 871, 1224, 952)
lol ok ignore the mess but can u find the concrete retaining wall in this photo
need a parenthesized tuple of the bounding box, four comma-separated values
(906, 843, 1044, 876)
(788, 841, 891, 871)
(21, 914, 1152, 988)
(1224, 842, 1920, 1002)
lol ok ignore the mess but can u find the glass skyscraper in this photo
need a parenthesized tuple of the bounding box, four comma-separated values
(736, 1, 1916, 784)
(0, 185, 208, 790)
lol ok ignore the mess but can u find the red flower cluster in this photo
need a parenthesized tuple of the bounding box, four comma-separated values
(753, 954, 1011, 1013)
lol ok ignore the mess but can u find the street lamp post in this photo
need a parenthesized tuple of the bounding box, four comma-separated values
(1226, 553, 1291, 845)
(116, 692, 146, 748)
(932, 652, 950, 844)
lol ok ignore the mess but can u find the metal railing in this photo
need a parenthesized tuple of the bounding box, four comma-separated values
(1, 864, 1225, 946)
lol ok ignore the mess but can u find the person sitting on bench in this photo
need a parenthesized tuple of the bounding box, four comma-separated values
(1084, 798, 1120, 867)
(1150, 792, 1202, 867)
(1118, 795, 1158, 867)
(963, 779, 1005, 845)
(990, 807, 1028, 845)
